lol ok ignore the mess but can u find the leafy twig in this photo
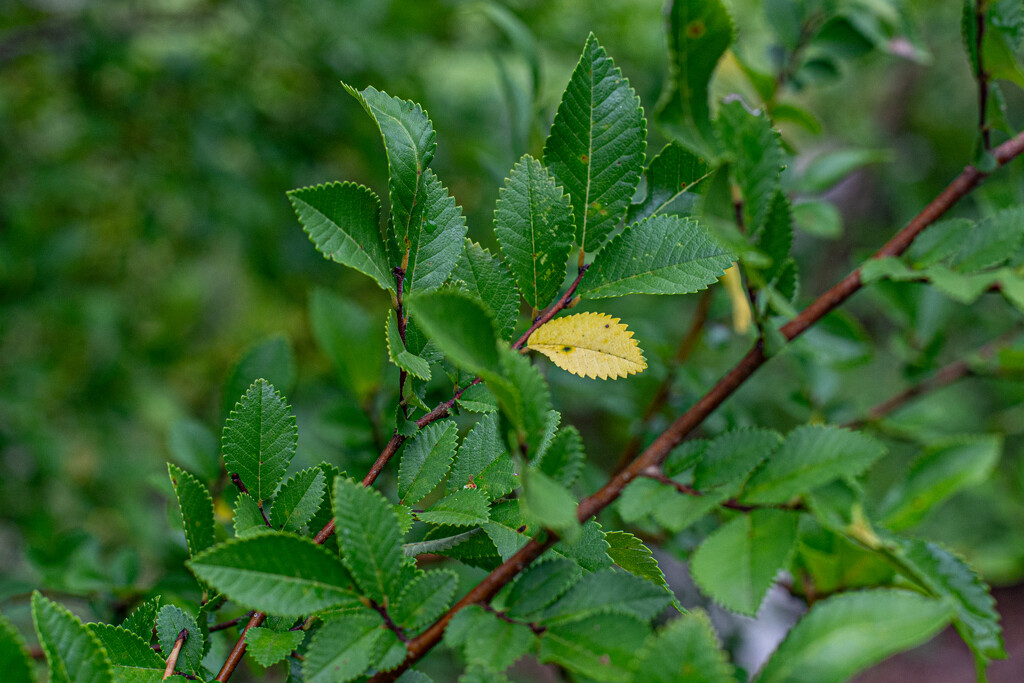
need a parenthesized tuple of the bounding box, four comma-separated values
(372, 126, 1024, 682)
(639, 467, 804, 513)
(844, 329, 1015, 429)
(215, 265, 591, 681)
(230, 473, 271, 528)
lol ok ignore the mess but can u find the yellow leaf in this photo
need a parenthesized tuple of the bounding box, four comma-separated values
(721, 264, 752, 334)
(526, 312, 647, 380)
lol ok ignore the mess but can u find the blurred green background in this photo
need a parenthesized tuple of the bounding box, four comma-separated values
(3, 0, 1024, 679)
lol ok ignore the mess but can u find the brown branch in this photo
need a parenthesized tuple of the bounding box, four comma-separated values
(845, 329, 1014, 429)
(615, 289, 713, 471)
(163, 629, 188, 680)
(372, 127, 1024, 682)
(214, 612, 265, 681)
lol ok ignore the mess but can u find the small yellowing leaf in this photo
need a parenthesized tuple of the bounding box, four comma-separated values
(721, 264, 752, 334)
(526, 312, 646, 380)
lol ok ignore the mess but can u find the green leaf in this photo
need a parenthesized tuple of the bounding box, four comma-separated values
(633, 611, 735, 683)
(487, 347, 553, 455)
(619, 476, 730, 532)
(791, 148, 891, 194)
(403, 528, 486, 558)
(907, 218, 973, 268)
(755, 590, 953, 683)
(222, 379, 298, 503)
(521, 467, 579, 537)
(694, 427, 783, 491)
(86, 624, 164, 681)
(538, 613, 649, 683)
(386, 308, 431, 381)
(543, 33, 646, 251)
(449, 413, 506, 493)
(921, 265, 998, 304)
(373, 628, 407, 673)
(344, 84, 436, 245)
(534, 425, 584, 488)
(333, 476, 405, 604)
(756, 191, 794, 282)
(406, 288, 500, 377)
(717, 99, 782, 234)
(452, 240, 520, 341)
(892, 538, 1005, 667)
(221, 335, 295, 421)
(0, 610, 33, 683)
(445, 605, 536, 672)
(187, 533, 360, 617)
(493, 154, 575, 309)
(310, 288, 383, 402)
(581, 215, 734, 298)
(406, 168, 468, 293)
(156, 606, 203, 676)
(418, 489, 491, 527)
(167, 418, 220, 482)
(270, 467, 327, 533)
(951, 206, 1024, 272)
(167, 463, 215, 558)
(303, 610, 384, 683)
(690, 510, 800, 616)
(540, 568, 671, 625)
(604, 531, 675, 603)
(554, 519, 613, 572)
(233, 492, 266, 538)
(399, 420, 458, 505)
(628, 142, 711, 222)
(456, 382, 499, 413)
(391, 569, 458, 631)
(288, 181, 393, 290)
(245, 627, 303, 668)
(504, 558, 580, 620)
(792, 199, 842, 239)
(880, 435, 1001, 531)
(657, 0, 734, 158)
(120, 597, 160, 643)
(32, 592, 113, 683)
(740, 425, 885, 505)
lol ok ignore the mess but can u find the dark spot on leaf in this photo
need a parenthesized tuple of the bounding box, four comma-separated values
(604, 324, 609, 328)
(517, 525, 527, 533)
(562, 346, 573, 353)
(686, 20, 706, 39)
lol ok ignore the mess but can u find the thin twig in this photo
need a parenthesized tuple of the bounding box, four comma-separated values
(163, 629, 188, 680)
(370, 599, 409, 643)
(844, 329, 1015, 429)
(394, 266, 410, 417)
(639, 467, 804, 513)
(208, 613, 251, 633)
(513, 265, 589, 349)
(230, 473, 272, 528)
(371, 126, 1024, 682)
